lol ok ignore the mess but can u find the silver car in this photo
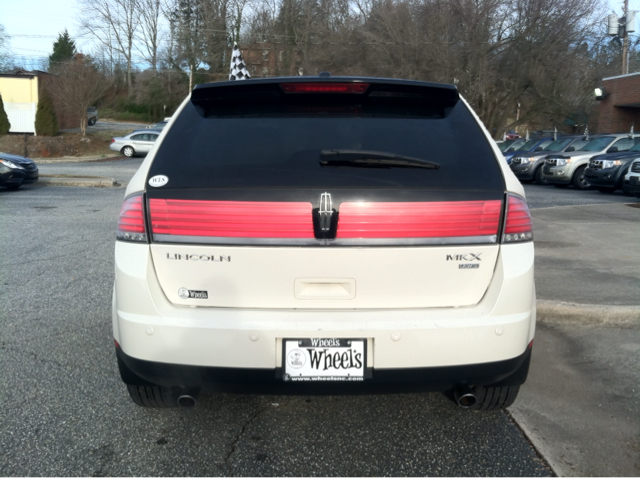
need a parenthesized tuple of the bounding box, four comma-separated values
(110, 130, 161, 157)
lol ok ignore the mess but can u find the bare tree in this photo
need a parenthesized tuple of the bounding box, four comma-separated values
(78, 0, 140, 96)
(47, 59, 113, 139)
(137, 0, 163, 70)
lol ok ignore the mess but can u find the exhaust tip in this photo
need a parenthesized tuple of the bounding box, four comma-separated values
(454, 387, 478, 408)
(177, 394, 197, 408)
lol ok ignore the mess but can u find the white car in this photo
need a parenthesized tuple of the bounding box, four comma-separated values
(110, 130, 161, 157)
(623, 158, 640, 197)
(113, 76, 535, 410)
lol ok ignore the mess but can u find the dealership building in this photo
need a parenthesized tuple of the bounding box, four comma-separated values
(597, 71, 640, 133)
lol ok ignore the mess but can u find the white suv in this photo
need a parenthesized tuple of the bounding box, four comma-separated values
(113, 76, 535, 410)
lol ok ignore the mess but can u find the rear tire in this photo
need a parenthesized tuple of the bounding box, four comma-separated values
(88, 118, 97, 126)
(122, 146, 135, 157)
(571, 165, 591, 190)
(472, 385, 520, 411)
(126, 384, 181, 408)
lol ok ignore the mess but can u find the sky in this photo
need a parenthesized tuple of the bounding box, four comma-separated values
(2, 0, 640, 70)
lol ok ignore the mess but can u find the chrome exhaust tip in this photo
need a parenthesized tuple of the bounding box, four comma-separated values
(177, 394, 197, 408)
(454, 387, 478, 408)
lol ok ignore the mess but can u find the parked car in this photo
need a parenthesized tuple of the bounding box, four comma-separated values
(623, 158, 640, 198)
(87, 107, 99, 126)
(584, 137, 640, 194)
(110, 130, 161, 157)
(541, 134, 637, 189)
(498, 138, 526, 153)
(510, 135, 592, 184)
(503, 136, 554, 164)
(0, 152, 38, 189)
(114, 76, 535, 410)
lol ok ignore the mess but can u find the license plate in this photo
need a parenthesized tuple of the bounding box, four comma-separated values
(282, 338, 367, 382)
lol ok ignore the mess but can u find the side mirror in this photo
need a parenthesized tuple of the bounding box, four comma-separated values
(607, 147, 618, 153)
(565, 146, 575, 152)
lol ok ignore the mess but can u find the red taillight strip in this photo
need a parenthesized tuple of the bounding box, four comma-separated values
(336, 200, 502, 238)
(502, 195, 533, 243)
(281, 83, 369, 94)
(117, 194, 147, 242)
(504, 195, 533, 234)
(149, 199, 314, 238)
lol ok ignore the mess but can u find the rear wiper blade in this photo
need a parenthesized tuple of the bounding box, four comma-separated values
(320, 150, 440, 169)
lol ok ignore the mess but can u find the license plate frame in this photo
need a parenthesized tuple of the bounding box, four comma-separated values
(282, 338, 368, 382)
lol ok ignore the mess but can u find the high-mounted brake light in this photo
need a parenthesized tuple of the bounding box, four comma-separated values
(502, 195, 533, 243)
(117, 194, 147, 242)
(281, 83, 369, 94)
(337, 200, 502, 239)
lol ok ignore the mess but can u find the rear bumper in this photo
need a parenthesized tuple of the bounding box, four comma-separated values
(116, 342, 532, 392)
(113, 241, 536, 389)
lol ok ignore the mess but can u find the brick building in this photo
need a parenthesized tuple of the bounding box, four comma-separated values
(597, 72, 640, 133)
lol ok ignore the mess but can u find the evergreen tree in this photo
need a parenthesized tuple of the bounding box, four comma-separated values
(0, 94, 10, 134)
(48, 29, 76, 70)
(35, 88, 58, 136)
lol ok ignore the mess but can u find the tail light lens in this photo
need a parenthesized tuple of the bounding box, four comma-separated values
(502, 194, 533, 243)
(148, 199, 314, 238)
(117, 194, 147, 242)
(337, 200, 502, 239)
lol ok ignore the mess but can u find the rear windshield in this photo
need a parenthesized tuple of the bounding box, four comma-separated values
(149, 83, 503, 190)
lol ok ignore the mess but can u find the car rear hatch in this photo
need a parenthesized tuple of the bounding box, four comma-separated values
(140, 78, 520, 310)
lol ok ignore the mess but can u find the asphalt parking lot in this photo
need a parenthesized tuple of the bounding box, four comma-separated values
(1, 161, 638, 476)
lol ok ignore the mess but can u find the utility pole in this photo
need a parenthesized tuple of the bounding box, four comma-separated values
(623, 0, 629, 75)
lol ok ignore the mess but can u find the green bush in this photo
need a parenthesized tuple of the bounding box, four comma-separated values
(35, 89, 58, 136)
(0, 94, 10, 134)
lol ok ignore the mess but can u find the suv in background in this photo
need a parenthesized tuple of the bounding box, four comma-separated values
(541, 134, 637, 189)
(584, 136, 640, 194)
(503, 136, 554, 164)
(113, 76, 535, 410)
(623, 158, 640, 197)
(87, 107, 99, 126)
(510, 135, 591, 184)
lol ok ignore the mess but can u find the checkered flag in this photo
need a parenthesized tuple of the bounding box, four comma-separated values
(229, 43, 251, 81)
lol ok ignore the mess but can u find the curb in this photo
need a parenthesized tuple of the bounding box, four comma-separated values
(34, 156, 124, 164)
(536, 299, 640, 326)
(38, 175, 119, 188)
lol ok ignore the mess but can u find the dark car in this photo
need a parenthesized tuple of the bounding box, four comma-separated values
(584, 137, 640, 194)
(0, 152, 39, 189)
(87, 107, 99, 126)
(503, 136, 554, 164)
(113, 75, 535, 411)
(509, 135, 592, 184)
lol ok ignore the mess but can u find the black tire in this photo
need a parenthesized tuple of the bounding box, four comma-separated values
(126, 384, 181, 408)
(122, 146, 135, 157)
(88, 117, 97, 126)
(571, 165, 591, 190)
(471, 385, 520, 411)
(533, 165, 549, 185)
(596, 187, 615, 194)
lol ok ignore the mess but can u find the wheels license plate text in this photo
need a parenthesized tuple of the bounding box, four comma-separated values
(283, 338, 366, 382)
